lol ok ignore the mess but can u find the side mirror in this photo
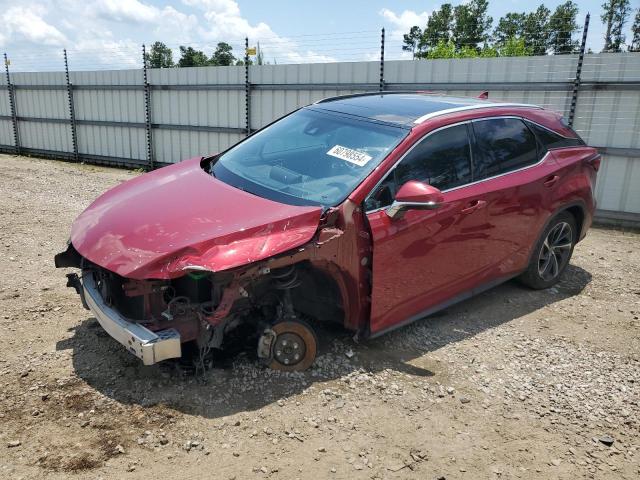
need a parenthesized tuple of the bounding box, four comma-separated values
(386, 180, 444, 219)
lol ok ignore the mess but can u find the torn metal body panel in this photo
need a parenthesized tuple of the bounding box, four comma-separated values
(56, 161, 370, 367)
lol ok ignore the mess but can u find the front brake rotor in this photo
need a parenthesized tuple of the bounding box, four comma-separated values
(267, 320, 317, 372)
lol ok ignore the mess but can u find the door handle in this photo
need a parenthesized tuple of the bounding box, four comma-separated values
(543, 175, 560, 187)
(461, 200, 486, 214)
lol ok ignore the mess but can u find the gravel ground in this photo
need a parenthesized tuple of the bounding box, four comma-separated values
(0, 153, 638, 480)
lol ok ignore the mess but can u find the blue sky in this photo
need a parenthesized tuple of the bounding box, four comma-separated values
(0, 0, 637, 71)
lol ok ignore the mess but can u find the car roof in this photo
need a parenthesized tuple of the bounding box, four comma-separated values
(310, 92, 539, 127)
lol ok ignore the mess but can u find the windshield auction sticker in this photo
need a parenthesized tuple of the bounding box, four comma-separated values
(327, 145, 372, 167)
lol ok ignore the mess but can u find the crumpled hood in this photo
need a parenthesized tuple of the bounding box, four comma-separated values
(71, 157, 322, 279)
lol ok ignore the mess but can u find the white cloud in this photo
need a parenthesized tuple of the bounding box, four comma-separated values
(93, 0, 160, 24)
(379, 8, 430, 40)
(1, 0, 380, 70)
(181, 0, 240, 16)
(186, 0, 337, 63)
(2, 5, 67, 47)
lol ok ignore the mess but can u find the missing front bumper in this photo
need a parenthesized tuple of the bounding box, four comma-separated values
(82, 273, 181, 365)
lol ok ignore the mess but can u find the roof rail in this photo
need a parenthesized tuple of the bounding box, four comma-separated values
(314, 90, 436, 104)
(413, 103, 542, 124)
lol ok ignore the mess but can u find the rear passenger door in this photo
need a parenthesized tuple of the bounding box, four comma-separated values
(468, 116, 558, 274)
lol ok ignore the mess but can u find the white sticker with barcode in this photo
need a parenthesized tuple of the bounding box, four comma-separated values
(326, 145, 372, 167)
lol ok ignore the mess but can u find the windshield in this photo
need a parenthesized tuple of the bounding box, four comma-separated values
(211, 108, 408, 207)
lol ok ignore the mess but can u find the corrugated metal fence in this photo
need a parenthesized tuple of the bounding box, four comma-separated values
(1, 53, 639, 224)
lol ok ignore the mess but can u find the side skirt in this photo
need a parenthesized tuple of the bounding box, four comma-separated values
(366, 272, 521, 339)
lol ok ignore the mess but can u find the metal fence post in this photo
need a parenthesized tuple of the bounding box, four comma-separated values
(64, 49, 79, 162)
(142, 44, 154, 170)
(3, 53, 20, 155)
(379, 28, 385, 92)
(568, 13, 590, 127)
(245, 37, 251, 137)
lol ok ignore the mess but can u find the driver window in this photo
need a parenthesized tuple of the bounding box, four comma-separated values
(396, 123, 472, 191)
(366, 123, 472, 211)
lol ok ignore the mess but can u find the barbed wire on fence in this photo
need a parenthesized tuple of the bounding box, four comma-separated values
(0, 16, 611, 72)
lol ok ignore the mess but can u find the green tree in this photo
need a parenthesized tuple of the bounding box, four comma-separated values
(601, 0, 631, 52)
(494, 12, 526, 46)
(426, 40, 458, 59)
(479, 45, 499, 57)
(523, 5, 552, 55)
(499, 37, 533, 56)
(210, 42, 236, 66)
(144, 41, 174, 68)
(402, 26, 423, 58)
(452, 0, 493, 51)
(548, 1, 579, 54)
(631, 9, 640, 51)
(421, 3, 454, 52)
(178, 46, 210, 67)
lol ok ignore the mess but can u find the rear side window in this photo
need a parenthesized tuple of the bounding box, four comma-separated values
(395, 124, 472, 191)
(526, 120, 585, 154)
(472, 118, 538, 180)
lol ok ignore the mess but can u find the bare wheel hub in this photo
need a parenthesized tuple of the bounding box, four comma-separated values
(273, 332, 306, 366)
(265, 320, 318, 371)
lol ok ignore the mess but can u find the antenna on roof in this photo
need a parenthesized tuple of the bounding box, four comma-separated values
(477, 91, 489, 100)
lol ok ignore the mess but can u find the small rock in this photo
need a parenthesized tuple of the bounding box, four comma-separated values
(598, 435, 614, 447)
(550, 459, 561, 466)
(115, 444, 125, 454)
(460, 397, 470, 404)
(7, 440, 21, 448)
(318, 447, 326, 452)
(345, 349, 354, 359)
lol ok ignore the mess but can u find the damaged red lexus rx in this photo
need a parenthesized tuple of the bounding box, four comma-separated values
(55, 93, 599, 370)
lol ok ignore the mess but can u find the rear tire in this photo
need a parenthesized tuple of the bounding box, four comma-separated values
(519, 211, 577, 290)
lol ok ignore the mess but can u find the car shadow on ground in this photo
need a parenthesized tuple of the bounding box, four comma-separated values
(56, 265, 591, 419)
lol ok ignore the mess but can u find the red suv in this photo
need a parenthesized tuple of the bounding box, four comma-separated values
(56, 93, 599, 371)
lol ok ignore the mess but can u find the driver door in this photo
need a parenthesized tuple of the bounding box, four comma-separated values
(365, 123, 493, 335)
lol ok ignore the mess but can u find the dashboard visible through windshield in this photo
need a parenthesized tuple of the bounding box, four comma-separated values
(210, 107, 408, 207)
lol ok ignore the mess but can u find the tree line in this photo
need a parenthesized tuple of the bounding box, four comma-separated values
(402, 0, 640, 59)
(145, 42, 267, 68)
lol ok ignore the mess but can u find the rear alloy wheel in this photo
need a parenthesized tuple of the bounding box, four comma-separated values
(520, 212, 577, 289)
(267, 320, 317, 372)
(538, 221, 573, 282)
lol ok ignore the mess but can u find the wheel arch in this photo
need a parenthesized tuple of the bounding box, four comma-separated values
(287, 260, 349, 327)
(526, 200, 587, 266)
(564, 204, 586, 241)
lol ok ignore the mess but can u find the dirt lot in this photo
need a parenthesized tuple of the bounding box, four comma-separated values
(0, 153, 638, 480)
